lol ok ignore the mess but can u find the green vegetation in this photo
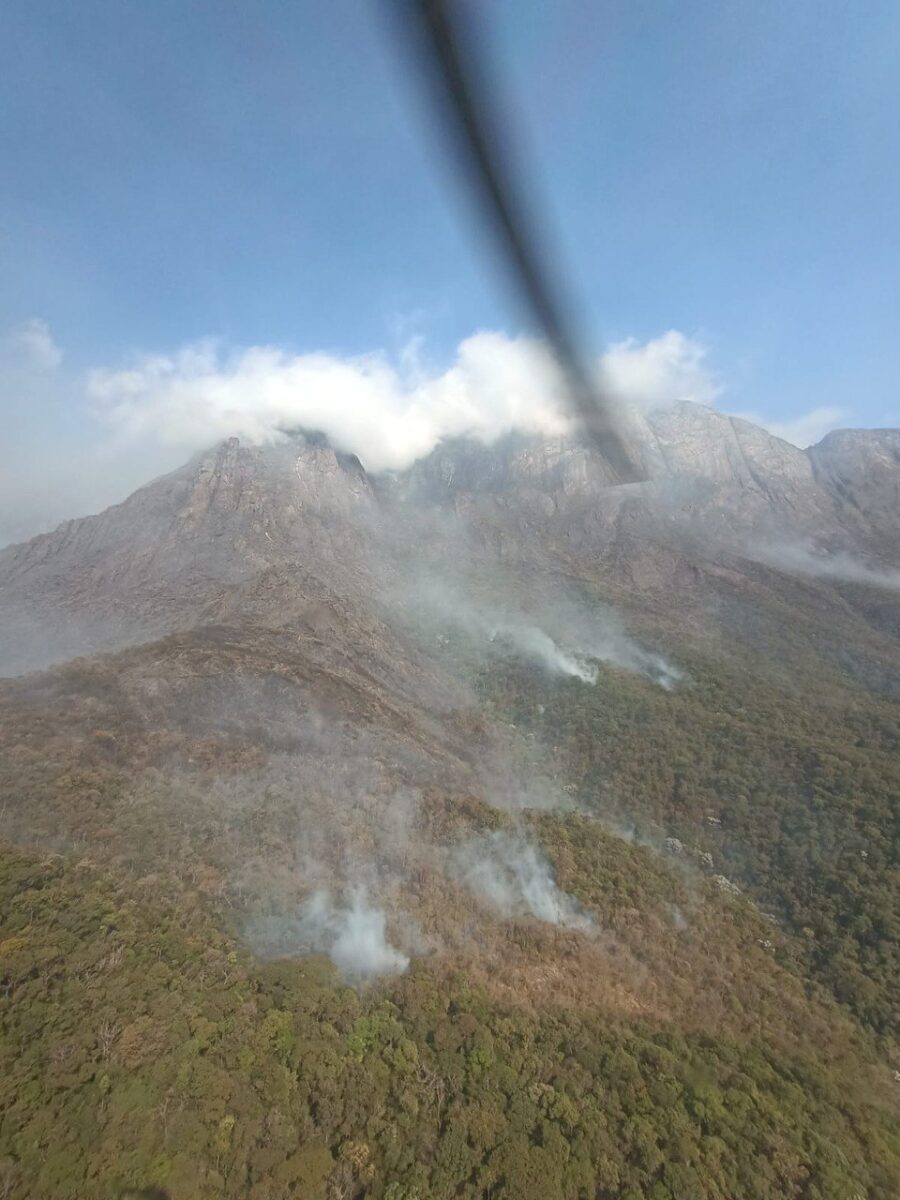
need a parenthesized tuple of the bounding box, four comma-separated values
(1, 843, 898, 1200)
(1, 599, 898, 1198)
(480, 642, 900, 1037)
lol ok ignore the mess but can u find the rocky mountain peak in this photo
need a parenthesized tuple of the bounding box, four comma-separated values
(0, 430, 380, 674)
(0, 405, 898, 676)
(807, 428, 900, 553)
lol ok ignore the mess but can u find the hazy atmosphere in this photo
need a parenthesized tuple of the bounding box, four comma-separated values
(2, 0, 899, 543)
(1, 5, 899, 1200)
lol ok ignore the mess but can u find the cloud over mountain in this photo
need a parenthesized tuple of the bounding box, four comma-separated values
(0, 317, 867, 546)
(88, 329, 718, 473)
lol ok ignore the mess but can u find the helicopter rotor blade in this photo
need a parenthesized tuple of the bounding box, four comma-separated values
(392, 0, 645, 483)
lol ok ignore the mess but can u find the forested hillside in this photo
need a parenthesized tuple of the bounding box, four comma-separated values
(482, 640, 900, 1036)
(1, 621, 898, 1198)
(1, 831, 898, 1199)
(1, 422, 899, 1198)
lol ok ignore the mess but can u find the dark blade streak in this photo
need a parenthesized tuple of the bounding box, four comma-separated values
(393, 0, 645, 483)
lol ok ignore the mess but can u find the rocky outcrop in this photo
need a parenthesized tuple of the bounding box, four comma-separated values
(0, 435, 378, 674)
(398, 403, 898, 559)
(808, 429, 900, 554)
(0, 403, 897, 676)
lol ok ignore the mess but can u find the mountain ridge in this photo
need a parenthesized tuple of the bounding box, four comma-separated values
(1, 400, 899, 1198)
(2, 400, 897, 677)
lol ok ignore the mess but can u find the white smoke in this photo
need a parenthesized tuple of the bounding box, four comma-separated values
(750, 540, 900, 591)
(406, 573, 681, 689)
(499, 612, 681, 689)
(454, 831, 592, 931)
(575, 624, 683, 690)
(250, 887, 410, 981)
(487, 621, 599, 684)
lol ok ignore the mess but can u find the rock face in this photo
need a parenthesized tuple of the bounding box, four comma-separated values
(0, 403, 898, 676)
(395, 405, 900, 607)
(400, 403, 892, 550)
(808, 429, 900, 554)
(0, 435, 378, 674)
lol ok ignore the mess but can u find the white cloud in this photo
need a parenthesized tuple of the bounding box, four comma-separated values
(1, 318, 62, 373)
(0, 320, 71, 545)
(89, 332, 572, 473)
(87, 329, 719, 473)
(732, 404, 846, 448)
(601, 330, 720, 412)
(0, 320, 727, 543)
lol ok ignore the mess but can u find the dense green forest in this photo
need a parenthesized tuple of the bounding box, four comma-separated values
(2, 843, 898, 1200)
(478, 638, 900, 1038)
(1, 613, 899, 1199)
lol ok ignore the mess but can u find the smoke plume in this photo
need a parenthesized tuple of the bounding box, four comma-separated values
(453, 831, 592, 931)
(487, 621, 599, 684)
(248, 888, 410, 981)
(751, 540, 900, 592)
(402, 570, 682, 689)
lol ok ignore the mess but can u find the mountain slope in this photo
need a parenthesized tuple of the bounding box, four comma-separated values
(1, 405, 899, 1199)
(2, 404, 899, 677)
(0, 435, 377, 674)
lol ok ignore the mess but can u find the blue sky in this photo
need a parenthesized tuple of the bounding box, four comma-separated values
(1, 0, 898, 537)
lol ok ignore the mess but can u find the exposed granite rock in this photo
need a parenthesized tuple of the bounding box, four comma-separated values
(0, 403, 897, 676)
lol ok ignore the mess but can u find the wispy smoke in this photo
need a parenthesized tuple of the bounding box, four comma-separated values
(404, 572, 681, 689)
(248, 887, 410, 981)
(750, 540, 900, 591)
(571, 622, 683, 690)
(487, 621, 598, 684)
(453, 831, 592, 931)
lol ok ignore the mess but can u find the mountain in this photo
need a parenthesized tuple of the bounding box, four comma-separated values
(1, 403, 899, 1200)
(2, 404, 899, 675)
(0, 435, 382, 674)
(399, 405, 900, 585)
